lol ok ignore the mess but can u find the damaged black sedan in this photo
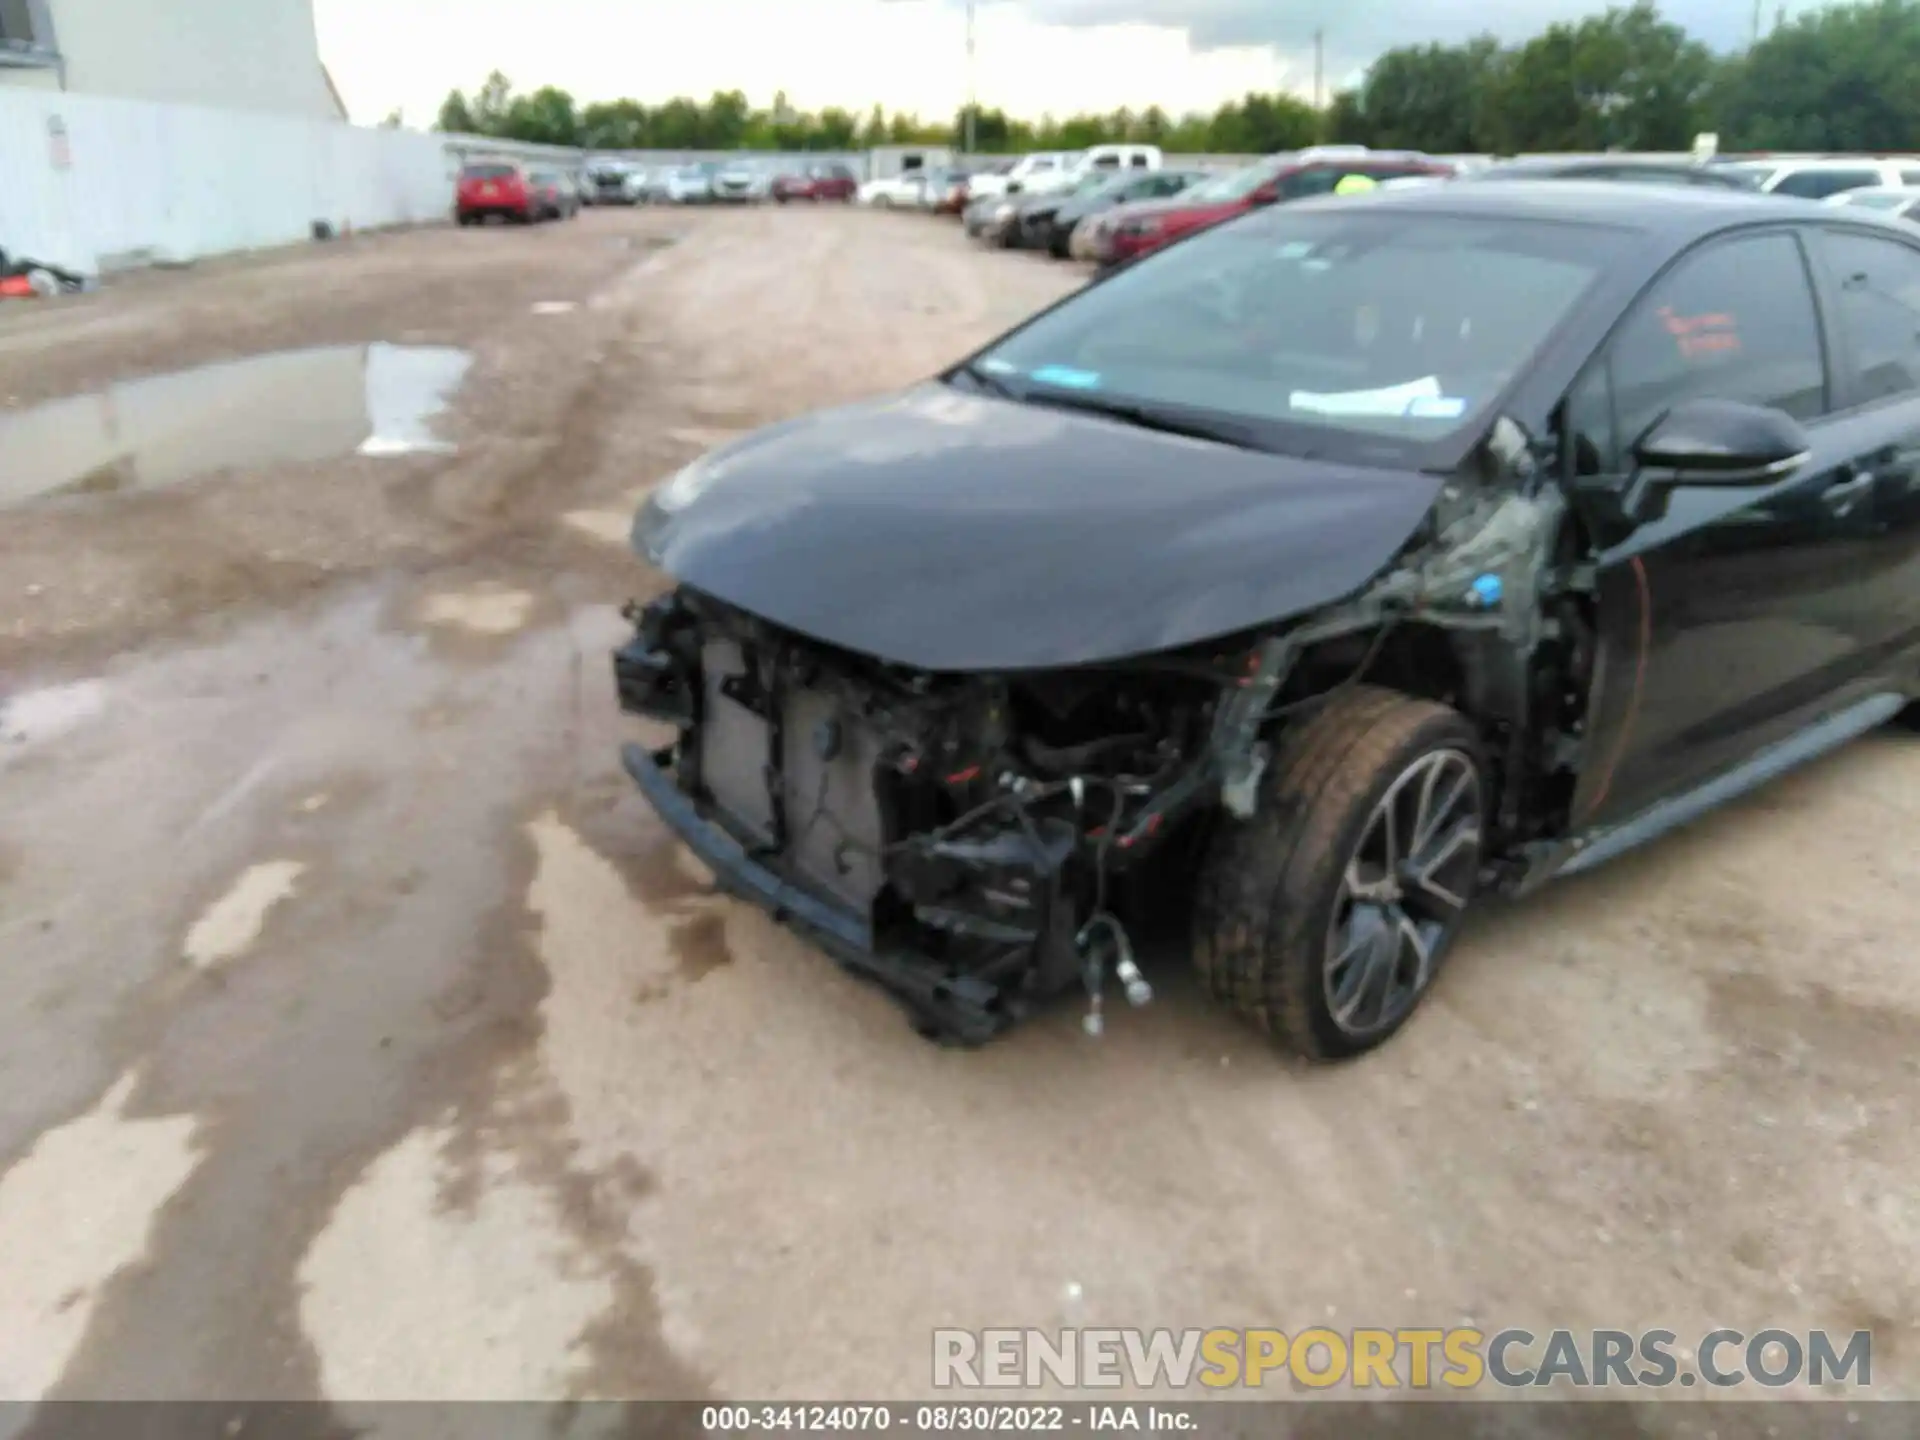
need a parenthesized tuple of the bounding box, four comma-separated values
(616, 182, 1920, 1058)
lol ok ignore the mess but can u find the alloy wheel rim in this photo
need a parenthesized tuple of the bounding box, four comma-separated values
(1324, 748, 1482, 1038)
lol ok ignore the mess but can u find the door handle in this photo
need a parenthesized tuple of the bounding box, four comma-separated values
(1821, 467, 1875, 511)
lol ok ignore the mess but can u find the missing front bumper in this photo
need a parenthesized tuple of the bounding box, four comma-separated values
(619, 742, 1021, 1045)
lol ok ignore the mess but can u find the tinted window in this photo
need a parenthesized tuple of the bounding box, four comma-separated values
(1902, 170, 1920, 186)
(1774, 169, 1879, 199)
(1563, 359, 1615, 478)
(1606, 232, 1826, 459)
(1130, 154, 1150, 168)
(1825, 231, 1920, 403)
(1094, 154, 1121, 169)
(1277, 165, 1340, 199)
(972, 211, 1619, 450)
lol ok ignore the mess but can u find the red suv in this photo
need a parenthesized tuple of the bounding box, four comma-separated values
(1089, 150, 1455, 267)
(456, 162, 535, 225)
(772, 164, 859, 203)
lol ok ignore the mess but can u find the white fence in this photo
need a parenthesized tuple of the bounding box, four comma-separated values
(0, 87, 523, 276)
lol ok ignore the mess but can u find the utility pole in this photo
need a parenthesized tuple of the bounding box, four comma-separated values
(1751, 0, 1762, 44)
(965, 0, 977, 157)
(1313, 28, 1324, 112)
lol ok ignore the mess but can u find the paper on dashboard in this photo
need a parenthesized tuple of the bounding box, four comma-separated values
(1288, 375, 1442, 418)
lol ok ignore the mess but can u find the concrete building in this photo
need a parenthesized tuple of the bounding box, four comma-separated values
(0, 0, 344, 119)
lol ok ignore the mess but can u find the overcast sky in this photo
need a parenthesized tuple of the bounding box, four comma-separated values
(315, 0, 1773, 127)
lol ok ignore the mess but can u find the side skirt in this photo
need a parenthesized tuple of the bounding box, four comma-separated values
(1518, 691, 1908, 893)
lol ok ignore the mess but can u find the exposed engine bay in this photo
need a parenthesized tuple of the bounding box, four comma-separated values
(617, 588, 1222, 1040)
(613, 440, 1600, 1045)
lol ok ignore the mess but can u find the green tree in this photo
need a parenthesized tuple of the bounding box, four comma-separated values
(1322, 90, 1372, 145)
(705, 89, 753, 147)
(1346, 38, 1504, 152)
(1711, 0, 1920, 150)
(814, 107, 861, 149)
(580, 99, 649, 149)
(435, 89, 476, 134)
(470, 70, 514, 135)
(1207, 92, 1319, 153)
(1479, 4, 1713, 151)
(502, 85, 580, 146)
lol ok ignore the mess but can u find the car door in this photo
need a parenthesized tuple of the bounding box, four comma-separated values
(1565, 226, 1894, 829)
(1805, 224, 1920, 660)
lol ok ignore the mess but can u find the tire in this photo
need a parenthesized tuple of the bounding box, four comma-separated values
(1191, 685, 1486, 1061)
(875, 196, 893, 210)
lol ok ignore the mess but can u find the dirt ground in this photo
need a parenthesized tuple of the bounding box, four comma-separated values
(3, 205, 1920, 1426)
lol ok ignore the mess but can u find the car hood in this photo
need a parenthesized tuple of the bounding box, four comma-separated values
(631, 386, 1445, 672)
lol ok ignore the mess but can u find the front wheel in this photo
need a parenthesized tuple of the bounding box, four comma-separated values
(1192, 686, 1485, 1061)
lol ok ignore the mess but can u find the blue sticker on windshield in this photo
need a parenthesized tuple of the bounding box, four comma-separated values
(1028, 364, 1103, 390)
(1406, 395, 1468, 419)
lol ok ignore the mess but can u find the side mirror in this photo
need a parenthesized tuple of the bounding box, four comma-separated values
(1631, 398, 1810, 480)
(1006, 181, 1023, 195)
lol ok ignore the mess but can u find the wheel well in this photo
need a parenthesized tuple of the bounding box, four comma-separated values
(1368, 625, 1469, 711)
(1293, 624, 1469, 712)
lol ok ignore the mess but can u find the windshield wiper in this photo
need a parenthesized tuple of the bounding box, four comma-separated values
(1022, 388, 1265, 450)
(953, 361, 1022, 400)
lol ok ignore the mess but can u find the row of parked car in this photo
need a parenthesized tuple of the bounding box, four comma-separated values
(457, 144, 1920, 240)
(576, 158, 864, 205)
(927, 144, 1920, 269)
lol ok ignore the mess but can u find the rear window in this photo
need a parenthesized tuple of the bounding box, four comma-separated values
(461, 164, 517, 181)
(971, 209, 1621, 455)
(1773, 168, 1880, 199)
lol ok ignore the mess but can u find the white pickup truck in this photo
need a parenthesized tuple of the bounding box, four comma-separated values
(967, 145, 1163, 201)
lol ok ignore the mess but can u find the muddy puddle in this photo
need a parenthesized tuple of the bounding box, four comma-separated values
(1, 343, 472, 506)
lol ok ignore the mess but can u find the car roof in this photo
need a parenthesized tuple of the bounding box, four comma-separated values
(1482, 155, 1743, 175)
(1281, 177, 1840, 240)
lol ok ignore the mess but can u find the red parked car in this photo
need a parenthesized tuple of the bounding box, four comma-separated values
(772, 163, 860, 203)
(455, 162, 535, 225)
(1089, 149, 1455, 267)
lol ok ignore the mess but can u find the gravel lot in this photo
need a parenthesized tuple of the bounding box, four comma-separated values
(3, 205, 1919, 1421)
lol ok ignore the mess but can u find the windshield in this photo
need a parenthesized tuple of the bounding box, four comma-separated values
(964, 209, 1621, 451)
(1179, 158, 1287, 204)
